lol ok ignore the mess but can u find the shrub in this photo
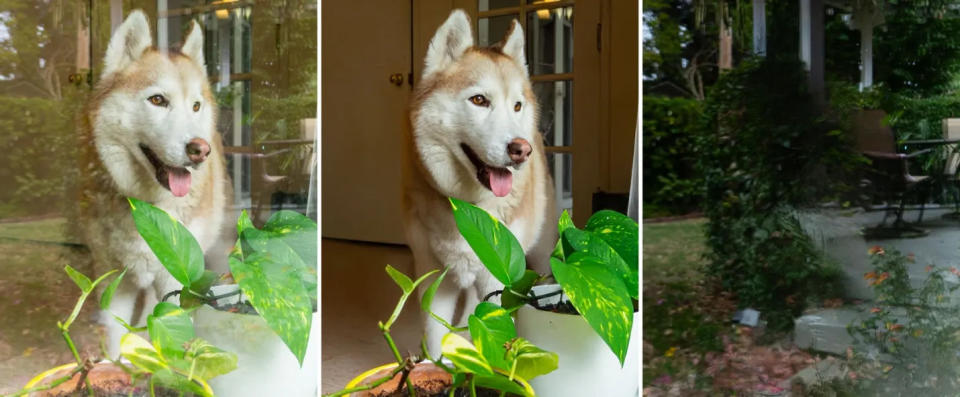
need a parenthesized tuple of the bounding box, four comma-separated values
(643, 96, 703, 215)
(696, 56, 847, 330)
(846, 247, 960, 395)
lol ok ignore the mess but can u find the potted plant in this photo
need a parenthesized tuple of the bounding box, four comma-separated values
(447, 198, 639, 396)
(126, 198, 319, 397)
(328, 264, 556, 397)
(17, 198, 318, 397)
(14, 265, 221, 397)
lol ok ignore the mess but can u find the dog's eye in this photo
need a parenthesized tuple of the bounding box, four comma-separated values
(469, 95, 489, 107)
(193, 102, 201, 112)
(514, 102, 522, 112)
(148, 95, 168, 107)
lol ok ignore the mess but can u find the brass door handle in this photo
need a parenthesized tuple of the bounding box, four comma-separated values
(389, 73, 404, 86)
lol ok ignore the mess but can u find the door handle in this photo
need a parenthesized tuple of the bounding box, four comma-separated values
(389, 73, 404, 86)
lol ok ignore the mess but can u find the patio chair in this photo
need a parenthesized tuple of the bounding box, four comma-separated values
(940, 119, 960, 219)
(853, 110, 933, 238)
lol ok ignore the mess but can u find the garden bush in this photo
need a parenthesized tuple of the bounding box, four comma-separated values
(843, 247, 960, 395)
(643, 96, 703, 216)
(0, 94, 82, 219)
(696, 56, 848, 331)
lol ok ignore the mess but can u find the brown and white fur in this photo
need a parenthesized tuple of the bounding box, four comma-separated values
(78, 10, 230, 357)
(404, 10, 556, 355)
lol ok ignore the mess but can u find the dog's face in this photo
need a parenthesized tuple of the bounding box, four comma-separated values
(93, 10, 215, 198)
(413, 10, 538, 199)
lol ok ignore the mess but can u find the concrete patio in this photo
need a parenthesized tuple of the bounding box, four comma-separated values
(794, 206, 960, 355)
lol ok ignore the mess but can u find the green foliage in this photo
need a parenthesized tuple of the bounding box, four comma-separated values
(129, 198, 205, 290)
(876, 1, 960, 96)
(129, 199, 317, 373)
(697, 56, 847, 330)
(230, 210, 317, 366)
(846, 247, 960, 394)
(449, 197, 526, 286)
(450, 198, 639, 366)
(642, 96, 704, 215)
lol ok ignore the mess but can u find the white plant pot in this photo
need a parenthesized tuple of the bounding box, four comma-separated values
(516, 284, 640, 397)
(192, 285, 319, 397)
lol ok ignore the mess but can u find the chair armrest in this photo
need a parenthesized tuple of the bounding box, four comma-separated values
(903, 147, 935, 158)
(862, 150, 905, 160)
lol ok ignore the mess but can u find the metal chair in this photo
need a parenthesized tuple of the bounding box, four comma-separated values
(853, 110, 932, 238)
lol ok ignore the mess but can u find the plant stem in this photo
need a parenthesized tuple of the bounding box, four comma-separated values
(60, 327, 83, 366)
(381, 327, 404, 364)
(6, 366, 84, 397)
(470, 377, 477, 397)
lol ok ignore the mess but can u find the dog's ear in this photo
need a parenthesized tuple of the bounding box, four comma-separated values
(181, 20, 206, 70)
(500, 20, 528, 76)
(102, 10, 153, 78)
(423, 9, 473, 79)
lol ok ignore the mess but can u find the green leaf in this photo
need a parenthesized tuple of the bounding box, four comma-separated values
(584, 210, 638, 272)
(449, 197, 525, 286)
(262, 210, 318, 298)
(128, 198, 204, 288)
(236, 211, 317, 304)
(229, 247, 312, 366)
(99, 268, 127, 310)
(555, 210, 576, 259)
(386, 265, 414, 293)
(147, 302, 196, 359)
(468, 302, 517, 371)
(441, 333, 494, 376)
(507, 337, 558, 381)
(551, 253, 634, 366)
(121, 333, 168, 373)
(184, 338, 239, 380)
(472, 373, 530, 397)
(151, 368, 212, 397)
(385, 267, 439, 330)
(262, 210, 318, 269)
(562, 228, 638, 300)
(501, 270, 539, 310)
(421, 268, 458, 331)
(180, 270, 220, 309)
(64, 264, 92, 293)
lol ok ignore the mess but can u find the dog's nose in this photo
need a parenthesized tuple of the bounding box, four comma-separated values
(186, 138, 210, 164)
(507, 138, 532, 164)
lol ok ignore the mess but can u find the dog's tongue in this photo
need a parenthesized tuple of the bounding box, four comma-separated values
(488, 167, 513, 197)
(167, 167, 192, 197)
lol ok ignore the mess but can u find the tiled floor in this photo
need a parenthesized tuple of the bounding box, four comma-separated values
(320, 238, 424, 394)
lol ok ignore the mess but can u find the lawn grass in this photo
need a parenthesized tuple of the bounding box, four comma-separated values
(642, 218, 736, 392)
(643, 218, 707, 285)
(0, 217, 70, 244)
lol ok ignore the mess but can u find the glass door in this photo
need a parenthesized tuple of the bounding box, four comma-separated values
(155, 0, 317, 224)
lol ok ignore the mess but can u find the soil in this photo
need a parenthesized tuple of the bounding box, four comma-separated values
(356, 363, 522, 397)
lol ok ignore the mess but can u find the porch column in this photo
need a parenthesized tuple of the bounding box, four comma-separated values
(851, 5, 884, 91)
(861, 26, 873, 89)
(800, 0, 824, 105)
(753, 0, 766, 56)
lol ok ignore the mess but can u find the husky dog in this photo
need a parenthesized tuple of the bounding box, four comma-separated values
(404, 10, 556, 354)
(78, 11, 230, 356)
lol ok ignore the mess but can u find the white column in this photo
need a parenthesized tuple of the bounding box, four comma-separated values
(157, 0, 168, 51)
(861, 25, 873, 89)
(753, 0, 766, 56)
(799, 0, 824, 105)
(109, 0, 122, 33)
(852, 5, 883, 90)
